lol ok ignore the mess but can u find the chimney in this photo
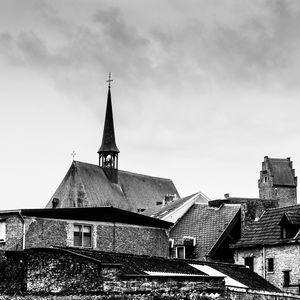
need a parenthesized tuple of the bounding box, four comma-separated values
(163, 194, 175, 206)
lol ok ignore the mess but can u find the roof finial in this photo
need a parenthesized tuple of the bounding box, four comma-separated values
(106, 72, 113, 89)
(71, 150, 77, 161)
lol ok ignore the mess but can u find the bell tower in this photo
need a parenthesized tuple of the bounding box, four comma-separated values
(98, 73, 120, 183)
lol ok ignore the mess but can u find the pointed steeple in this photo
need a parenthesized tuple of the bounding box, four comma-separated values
(98, 87, 120, 154)
(98, 73, 119, 183)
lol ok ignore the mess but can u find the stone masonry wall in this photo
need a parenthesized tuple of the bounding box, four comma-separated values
(234, 244, 300, 294)
(96, 223, 168, 257)
(233, 247, 264, 276)
(265, 244, 300, 294)
(2, 215, 169, 257)
(25, 249, 104, 294)
(0, 215, 23, 251)
(26, 218, 68, 248)
(0, 249, 225, 297)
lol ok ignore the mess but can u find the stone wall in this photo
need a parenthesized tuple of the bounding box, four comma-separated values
(97, 223, 168, 256)
(234, 244, 300, 294)
(1, 215, 168, 257)
(0, 215, 23, 251)
(0, 248, 225, 297)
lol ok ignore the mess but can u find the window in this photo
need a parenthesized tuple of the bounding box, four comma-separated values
(0, 222, 5, 242)
(264, 176, 268, 183)
(281, 225, 299, 239)
(244, 257, 254, 271)
(267, 258, 274, 272)
(73, 224, 92, 248)
(176, 246, 185, 259)
(283, 270, 290, 287)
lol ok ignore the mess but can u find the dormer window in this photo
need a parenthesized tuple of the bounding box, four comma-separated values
(279, 213, 300, 239)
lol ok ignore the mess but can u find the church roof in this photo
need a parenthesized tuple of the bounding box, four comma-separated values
(45, 161, 179, 212)
(98, 88, 119, 153)
(266, 157, 296, 186)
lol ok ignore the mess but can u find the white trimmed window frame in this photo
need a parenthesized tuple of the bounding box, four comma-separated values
(0, 221, 6, 243)
(175, 246, 185, 259)
(73, 223, 92, 248)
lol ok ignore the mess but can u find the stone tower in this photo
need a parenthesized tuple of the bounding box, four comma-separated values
(258, 156, 297, 207)
(98, 74, 120, 184)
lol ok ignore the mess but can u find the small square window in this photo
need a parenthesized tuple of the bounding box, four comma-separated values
(267, 258, 274, 272)
(176, 246, 185, 259)
(73, 224, 92, 248)
(244, 257, 254, 271)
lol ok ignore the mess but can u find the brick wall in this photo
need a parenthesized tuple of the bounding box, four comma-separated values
(234, 244, 300, 294)
(1, 215, 168, 257)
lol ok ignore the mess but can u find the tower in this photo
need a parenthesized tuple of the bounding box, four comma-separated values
(258, 156, 297, 207)
(98, 73, 120, 184)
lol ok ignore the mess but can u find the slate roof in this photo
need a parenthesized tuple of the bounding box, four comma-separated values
(170, 204, 241, 259)
(45, 161, 179, 212)
(232, 205, 300, 248)
(0, 207, 173, 229)
(24, 247, 279, 292)
(267, 158, 296, 186)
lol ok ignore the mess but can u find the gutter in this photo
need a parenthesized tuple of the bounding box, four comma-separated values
(18, 210, 26, 250)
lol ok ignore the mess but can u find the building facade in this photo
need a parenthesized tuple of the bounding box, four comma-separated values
(0, 207, 171, 257)
(232, 205, 300, 294)
(258, 156, 297, 207)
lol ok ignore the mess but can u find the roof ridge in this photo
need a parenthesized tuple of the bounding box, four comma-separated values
(74, 160, 174, 182)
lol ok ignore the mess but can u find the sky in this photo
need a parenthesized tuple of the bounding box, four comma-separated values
(1, 0, 300, 210)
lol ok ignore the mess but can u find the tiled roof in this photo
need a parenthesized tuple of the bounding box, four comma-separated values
(268, 158, 296, 186)
(170, 204, 241, 259)
(59, 248, 206, 276)
(45, 161, 179, 212)
(143, 192, 209, 219)
(233, 205, 300, 248)
(188, 260, 280, 292)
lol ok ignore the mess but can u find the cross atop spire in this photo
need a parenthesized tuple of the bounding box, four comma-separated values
(106, 72, 113, 89)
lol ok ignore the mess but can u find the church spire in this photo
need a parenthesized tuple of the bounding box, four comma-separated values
(98, 73, 119, 183)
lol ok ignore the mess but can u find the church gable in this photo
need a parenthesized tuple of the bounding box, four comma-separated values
(46, 161, 179, 212)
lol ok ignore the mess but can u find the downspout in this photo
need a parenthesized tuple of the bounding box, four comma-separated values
(262, 246, 266, 279)
(18, 210, 26, 250)
(112, 222, 116, 252)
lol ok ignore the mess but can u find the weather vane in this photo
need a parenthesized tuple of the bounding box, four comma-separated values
(71, 150, 77, 160)
(106, 72, 113, 88)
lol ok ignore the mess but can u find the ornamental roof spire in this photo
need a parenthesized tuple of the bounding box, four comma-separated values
(98, 72, 120, 154)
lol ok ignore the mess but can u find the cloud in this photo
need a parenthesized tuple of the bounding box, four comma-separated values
(1, 0, 300, 102)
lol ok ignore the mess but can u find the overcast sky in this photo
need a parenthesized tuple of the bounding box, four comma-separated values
(1, 0, 300, 210)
